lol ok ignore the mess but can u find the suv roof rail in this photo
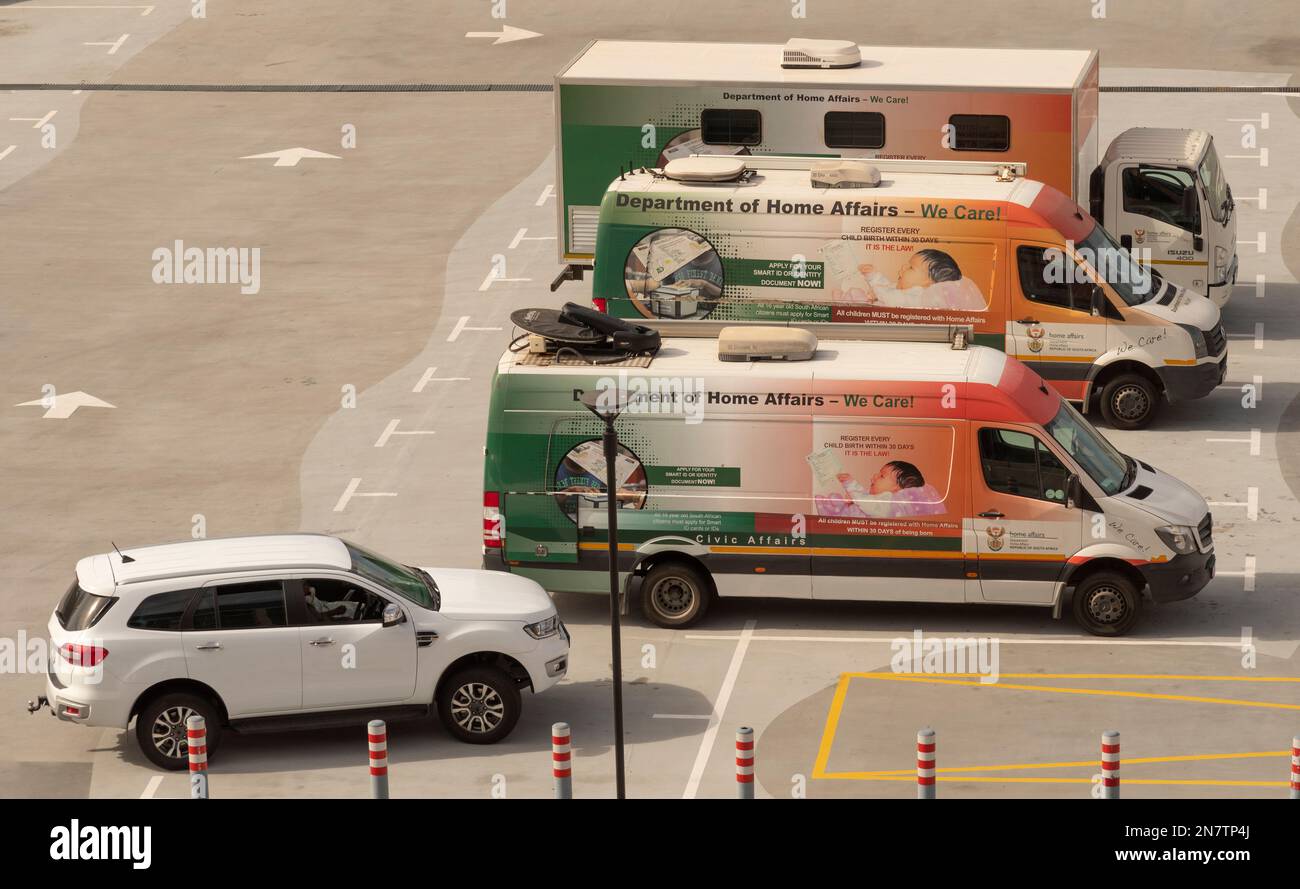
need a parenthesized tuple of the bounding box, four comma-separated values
(715, 155, 1027, 179)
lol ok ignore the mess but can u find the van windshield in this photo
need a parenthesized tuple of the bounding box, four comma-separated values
(1199, 143, 1230, 223)
(1042, 400, 1130, 495)
(1080, 224, 1155, 307)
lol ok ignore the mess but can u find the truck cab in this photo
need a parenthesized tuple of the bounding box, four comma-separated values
(1091, 128, 1237, 306)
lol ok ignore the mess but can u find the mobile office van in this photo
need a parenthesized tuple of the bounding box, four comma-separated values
(592, 156, 1227, 429)
(554, 39, 1238, 303)
(481, 325, 1216, 636)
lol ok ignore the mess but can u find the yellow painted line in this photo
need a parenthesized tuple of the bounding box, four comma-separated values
(1144, 258, 1209, 267)
(818, 774, 1288, 787)
(839, 749, 1290, 777)
(850, 673, 1300, 711)
(846, 672, 1300, 682)
(811, 673, 852, 779)
(1013, 354, 1098, 362)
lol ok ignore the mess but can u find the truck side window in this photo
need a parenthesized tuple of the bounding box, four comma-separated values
(1016, 246, 1094, 313)
(947, 114, 1010, 152)
(1122, 167, 1201, 234)
(824, 112, 885, 149)
(700, 109, 761, 146)
(978, 428, 1070, 504)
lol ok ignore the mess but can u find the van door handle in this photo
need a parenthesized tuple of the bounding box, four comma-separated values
(309, 637, 335, 647)
(978, 510, 1005, 519)
(1015, 317, 1038, 325)
(195, 642, 222, 651)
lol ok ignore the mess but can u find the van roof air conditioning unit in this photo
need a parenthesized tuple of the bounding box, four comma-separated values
(811, 159, 881, 189)
(781, 39, 862, 69)
(718, 326, 818, 362)
(663, 156, 749, 183)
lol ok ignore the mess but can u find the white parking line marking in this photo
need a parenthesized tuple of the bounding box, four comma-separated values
(535, 184, 554, 206)
(1254, 274, 1267, 298)
(374, 418, 436, 448)
(1227, 113, 1268, 129)
(1224, 148, 1268, 167)
(477, 268, 532, 291)
(1237, 232, 1266, 253)
(1207, 487, 1259, 520)
(0, 146, 15, 162)
(413, 367, 470, 393)
(84, 34, 130, 54)
(1233, 188, 1267, 210)
(653, 713, 712, 719)
(9, 111, 57, 129)
(11, 4, 154, 12)
(1217, 555, 1257, 592)
(1206, 428, 1261, 456)
(447, 315, 502, 342)
(683, 619, 755, 800)
(508, 227, 557, 249)
(333, 477, 397, 512)
(1227, 323, 1265, 349)
(140, 775, 163, 799)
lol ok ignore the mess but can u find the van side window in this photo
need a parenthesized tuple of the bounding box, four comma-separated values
(1016, 246, 1094, 313)
(947, 114, 1010, 152)
(212, 581, 288, 629)
(700, 109, 761, 146)
(824, 112, 885, 149)
(1122, 167, 1200, 234)
(978, 428, 1070, 504)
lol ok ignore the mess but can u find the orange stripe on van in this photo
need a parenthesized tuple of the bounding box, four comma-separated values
(1164, 358, 1197, 366)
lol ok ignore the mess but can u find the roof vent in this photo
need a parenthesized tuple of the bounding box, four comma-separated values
(718, 326, 818, 362)
(663, 156, 749, 183)
(781, 38, 862, 69)
(811, 159, 881, 189)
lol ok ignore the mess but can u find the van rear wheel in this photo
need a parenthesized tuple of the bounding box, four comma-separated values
(1072, 571, 1141, 636)
(1099, 373, 1160, 430)
(641, 563, 711, 628)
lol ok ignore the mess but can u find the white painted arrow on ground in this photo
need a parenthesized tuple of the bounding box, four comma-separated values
(240, 147, 341, 167)
(465, 25, 541, 44)
(16, 391, 116, 419)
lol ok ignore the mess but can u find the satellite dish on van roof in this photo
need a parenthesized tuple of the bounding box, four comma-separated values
(663, 156, 749, 183)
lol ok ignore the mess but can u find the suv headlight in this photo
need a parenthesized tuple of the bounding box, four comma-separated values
(1155, 525, 1198, 555)
(524, 616, 560, 639)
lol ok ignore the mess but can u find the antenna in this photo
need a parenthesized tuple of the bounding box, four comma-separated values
(111, 542, 135, 564)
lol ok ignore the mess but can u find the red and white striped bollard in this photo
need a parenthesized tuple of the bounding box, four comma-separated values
(187, 714, 208, 799)
(916, 728, 936, 799)
(1101, 730, 1120, 799)
(736, 726, 754, 798)
(552, 722, 573, 799)
(368, 719, 389, 799)
(1290, 734, 1299, 800)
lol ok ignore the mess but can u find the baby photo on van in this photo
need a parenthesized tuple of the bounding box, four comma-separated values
(825, 245, 987, 311)
(812, 457, 946, 519)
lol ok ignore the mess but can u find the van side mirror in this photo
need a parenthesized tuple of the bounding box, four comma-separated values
(1066, 474, 1081, 509)
(1090, 286, 1106, 317)
(382, 603, 404, 627)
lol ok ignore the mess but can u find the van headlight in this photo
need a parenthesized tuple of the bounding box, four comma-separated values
(1155, 525, 1198, 555)
(524, 616, 560, 639)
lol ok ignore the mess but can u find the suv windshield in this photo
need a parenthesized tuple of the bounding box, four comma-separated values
(1042, 400, 1130, 495)
(344, 542, 436, 610)
(1080, 223, 1155, 307)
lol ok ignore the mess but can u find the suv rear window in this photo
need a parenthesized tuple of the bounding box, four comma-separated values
(56, 580, 116, 631)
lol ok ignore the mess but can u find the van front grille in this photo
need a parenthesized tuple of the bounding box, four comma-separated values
(1196, 513, 1213, 552)
(1205, 324, 1226, 356)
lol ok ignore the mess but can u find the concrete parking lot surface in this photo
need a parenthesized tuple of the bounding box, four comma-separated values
(1, 0, 1298, 799)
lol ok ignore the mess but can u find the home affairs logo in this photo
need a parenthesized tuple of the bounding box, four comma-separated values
(49, 820, 151, 869)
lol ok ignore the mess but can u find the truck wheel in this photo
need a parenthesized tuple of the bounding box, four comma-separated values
(437, 666, 521, 744)
(135, 692, 221, 771)
(1099, 373, 1160, 430)
(1071, 571, 1141, 637)
(641, 562, 711, 628)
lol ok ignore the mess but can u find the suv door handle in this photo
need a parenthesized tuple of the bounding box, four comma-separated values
(978, 510, 1005, 519)
(308, 637, 335, 646)
(195, 642, 222, 651)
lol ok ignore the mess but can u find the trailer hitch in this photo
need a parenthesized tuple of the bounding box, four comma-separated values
(26, 695, 48, 715)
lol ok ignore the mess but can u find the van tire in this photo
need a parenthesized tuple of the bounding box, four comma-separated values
(1099, 373, 1160, 430)
(437, 665, 521, 744)
(641, 562, 711, 628)
(1071, 571, 1141, 636)
(135, 692, 222, 771)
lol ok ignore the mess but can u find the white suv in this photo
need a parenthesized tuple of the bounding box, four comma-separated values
(37, 534, 569, 770)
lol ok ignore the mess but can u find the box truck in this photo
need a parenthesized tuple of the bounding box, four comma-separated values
(591, 155, 1226, 429)
(554, 39, 1238, 304)
(482, 322, 1215, 636)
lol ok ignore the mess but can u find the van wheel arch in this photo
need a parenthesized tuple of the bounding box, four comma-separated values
(436, 652, 533, 700)
(631, 551, 717, 599)
(131, 679, 229, 728)
(1065, 558, 1146, 598)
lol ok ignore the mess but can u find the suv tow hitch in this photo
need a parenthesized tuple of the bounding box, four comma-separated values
(26, 696, 48, 715)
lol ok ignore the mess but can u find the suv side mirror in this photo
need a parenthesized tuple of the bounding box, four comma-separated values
(382, 603, 404, 627)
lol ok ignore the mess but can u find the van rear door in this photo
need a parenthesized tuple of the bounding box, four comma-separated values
(970, 424, 1082, 604)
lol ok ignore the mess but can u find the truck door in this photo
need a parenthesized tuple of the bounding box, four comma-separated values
(1009, 242, 1108, 402)
(1109, 164, 1208, 294)
(970, 425, 1082, 604)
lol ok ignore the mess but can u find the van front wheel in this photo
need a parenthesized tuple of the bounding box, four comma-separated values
(1099, 373, 1160, 430)
(1071, 571, 1141, 636)
(641, 563, 711, 628)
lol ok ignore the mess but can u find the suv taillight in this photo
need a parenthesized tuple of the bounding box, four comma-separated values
(483, 491, 503, 549)
(59, 643, 108, 667)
